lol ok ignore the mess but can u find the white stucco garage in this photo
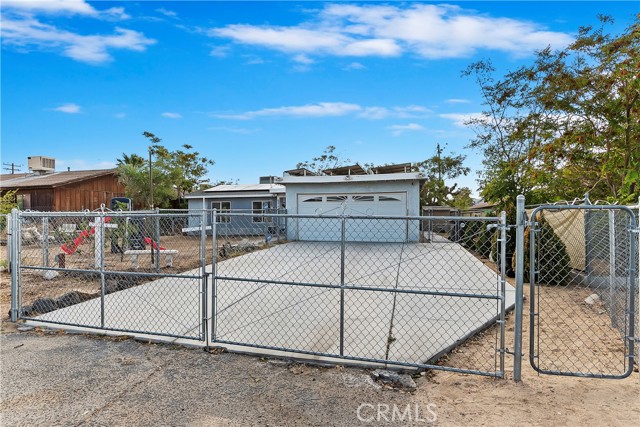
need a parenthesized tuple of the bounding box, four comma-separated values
(277, 167, 425, 242)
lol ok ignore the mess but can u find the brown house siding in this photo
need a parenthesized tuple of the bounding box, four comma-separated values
(55, 174, 125, 211)
(2, 173, 124, 211)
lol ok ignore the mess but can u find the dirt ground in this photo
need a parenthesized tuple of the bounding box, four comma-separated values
(1, 266, 639, 426)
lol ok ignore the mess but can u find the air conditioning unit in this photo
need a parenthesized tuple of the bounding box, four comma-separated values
(28, 156, 55, 173)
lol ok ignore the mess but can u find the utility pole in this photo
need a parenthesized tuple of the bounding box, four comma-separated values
(143, 131, 161, 209)
(148, 147, 153, 209)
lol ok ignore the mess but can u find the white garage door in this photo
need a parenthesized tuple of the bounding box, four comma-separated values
(296, 193, 408, 242)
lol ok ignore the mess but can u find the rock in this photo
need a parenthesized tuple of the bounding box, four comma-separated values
(31, 298, 58, 314)
(370, 369, 417, 391)
(17, 325, 35, 332)
(0, 266, 7, 273)
(19, 306, 34, 317)
(237, 239, 257, 252)
(42, 270, 59, 280)
(585, 293, 601, 306)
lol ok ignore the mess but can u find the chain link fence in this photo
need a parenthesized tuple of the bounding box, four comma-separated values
(9, 208, 510, 377)
(212, 211, 509, 376)
(529, 205, 637, 378)
(11, 209, 208, 340)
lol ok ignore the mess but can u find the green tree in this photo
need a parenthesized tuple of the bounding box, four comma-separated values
(524, 16, 640, 203)
(117, 132, 215, 208)
(417, 143, 470, 206)
(465, 15, 640, 206)
(0, 190, 18, 230)
(451, 187, 474, 209)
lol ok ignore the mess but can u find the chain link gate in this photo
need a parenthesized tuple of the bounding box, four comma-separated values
(209, 210, 511, 377)
(9, 208, 209, 341)
(528, 205, 637, 378)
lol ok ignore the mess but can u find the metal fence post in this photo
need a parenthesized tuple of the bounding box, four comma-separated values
(210, 209, 217, 344)
(201, 210, 209, 346)
(155, 207, 161, 273)
(9, 209, 19, 322)
(513, 195, 525, 381)
(100, 212, 106, 329)
(499, 211, 507, 377)
(340, 216, 346, 356)
(608, 210, 617, 328)
(42, 217, 49, 268)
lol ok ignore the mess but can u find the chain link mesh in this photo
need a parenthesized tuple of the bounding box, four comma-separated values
(213, 212, 508, 376)
(16, 211, 206, 340)
(530, 207, 637, 377)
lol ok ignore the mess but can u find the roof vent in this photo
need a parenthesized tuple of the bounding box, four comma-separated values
(28, 156, 55, 174)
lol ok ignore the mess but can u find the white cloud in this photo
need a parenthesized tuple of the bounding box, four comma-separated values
(439, 112, 484, 127)
(343, 62, 366, 71)
(2, 0, 97, 15)
(1, 16, 156, 64)
(114, 112, 126, 119)
(293, 54, 314, 65)
(358, 105, 432, 120)
(53, 103, 81, 113)
(388, 123, 425, 136)
(210, 4, 572, 62)
(445, 98, 471, 104)
(215, 102, 433, 120)
(2, 0, 129, 20)
(162, 112, 182, 119)
(156, 8, 177, 18)
(213, 102, 362, 120)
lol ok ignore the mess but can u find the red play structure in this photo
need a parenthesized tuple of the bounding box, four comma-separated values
(60, 217, 165, 255)
(60, 218, 113, 255)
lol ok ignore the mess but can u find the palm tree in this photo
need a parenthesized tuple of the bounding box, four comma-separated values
(116, 153, 145, 168)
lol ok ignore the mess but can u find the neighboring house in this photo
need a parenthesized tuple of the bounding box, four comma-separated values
(464, 201, 498, 217)
(277, 164, 425, 242)
(184, 181, 286, 235)
(0, 169, 124, 211)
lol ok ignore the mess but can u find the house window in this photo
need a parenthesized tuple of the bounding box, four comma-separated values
(302, 196, 322, 202)
(352, 195, 374, 202)
(379, 195, 401, 202)
(17, 194, 31, 210)
(253, 201, 269, 223)
(326, 195, 348, 202)
(211, 201, 230, 223)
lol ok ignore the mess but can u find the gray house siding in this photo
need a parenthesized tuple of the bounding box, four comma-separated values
(187, 195, 283, 236)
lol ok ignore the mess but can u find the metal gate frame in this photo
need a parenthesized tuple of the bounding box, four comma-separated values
(9, 208, 209, 342)
(528, 204, 637, 379)
(207, 210, 509, 377)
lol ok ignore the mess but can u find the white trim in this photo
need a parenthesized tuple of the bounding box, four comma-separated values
(277, 172, 424, 184)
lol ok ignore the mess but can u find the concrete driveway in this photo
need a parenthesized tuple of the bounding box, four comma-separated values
(34, 241, 515, 369)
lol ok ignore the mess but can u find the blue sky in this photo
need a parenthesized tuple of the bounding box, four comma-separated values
(1, 1, 638, 194)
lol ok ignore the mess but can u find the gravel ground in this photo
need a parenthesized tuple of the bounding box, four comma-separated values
(0, 328, 424, 426)
(1, 322, 639, 427)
